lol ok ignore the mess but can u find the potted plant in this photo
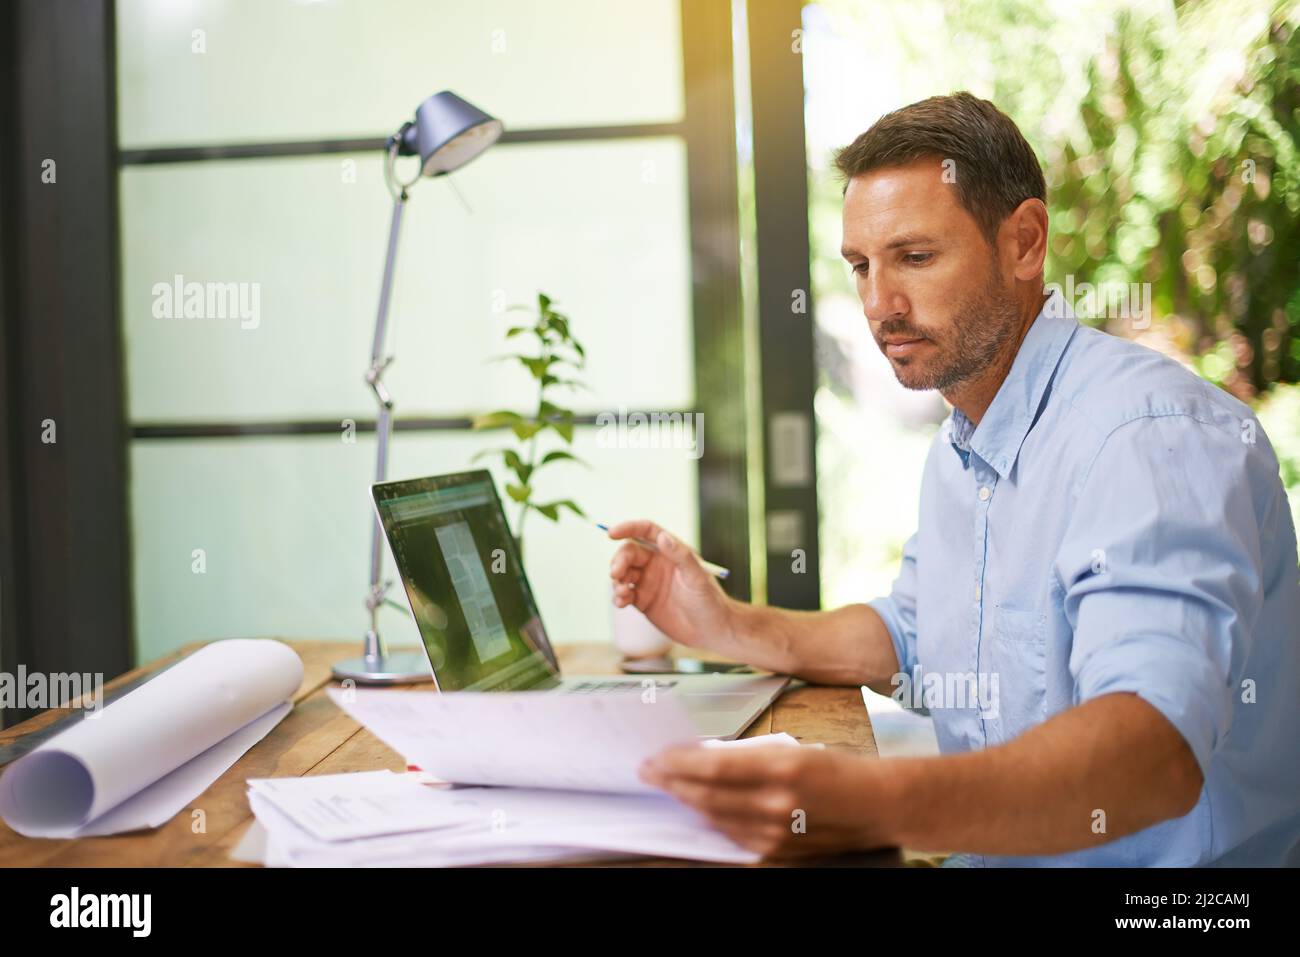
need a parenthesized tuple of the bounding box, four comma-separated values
(472, 293, 588, 556)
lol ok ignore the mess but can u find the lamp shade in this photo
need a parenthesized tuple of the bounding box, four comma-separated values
(397, 91, 503, 177)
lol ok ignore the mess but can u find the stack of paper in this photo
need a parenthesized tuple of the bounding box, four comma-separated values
(232, 687, 808, 866)
(232, 696, 800, 868)
(236, 729, 805, 867)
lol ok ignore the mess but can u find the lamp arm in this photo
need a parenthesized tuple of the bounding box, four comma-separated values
(362, 189, 408, 656)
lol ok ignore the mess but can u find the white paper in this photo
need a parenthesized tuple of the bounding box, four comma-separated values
(247, 770, 481, 842)
(230, 818, 270, 865)
(327, 687, 699, 793)
(246, 790, 609, 867)
(74, 701, 292, 837)
(860, 685, 942, 759)
(438, 785, 757, 864)
(0, 639, 302, 837)
(243, 772, 759, 867)
(702, 731, 803, 749)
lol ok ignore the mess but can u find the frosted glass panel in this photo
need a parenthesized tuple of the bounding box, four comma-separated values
(129, 428, 698, 661)
(117, 0, 683, 148)
(120, 139, 693, 421)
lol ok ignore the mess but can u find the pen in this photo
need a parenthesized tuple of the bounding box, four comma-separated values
(596, 522, 731, 580)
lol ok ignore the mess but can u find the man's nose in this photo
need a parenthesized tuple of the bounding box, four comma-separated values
(862, 271, 906, 325)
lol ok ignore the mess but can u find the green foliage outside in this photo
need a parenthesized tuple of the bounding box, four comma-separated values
(810, 0, 1300, 555)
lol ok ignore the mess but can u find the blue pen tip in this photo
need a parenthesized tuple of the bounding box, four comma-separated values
(595, 522, 610, 532)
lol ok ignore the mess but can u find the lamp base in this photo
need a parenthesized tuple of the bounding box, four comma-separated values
(331, 648, 432, 685)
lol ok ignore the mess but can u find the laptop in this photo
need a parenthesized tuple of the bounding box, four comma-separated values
(371, 470, 789, 739)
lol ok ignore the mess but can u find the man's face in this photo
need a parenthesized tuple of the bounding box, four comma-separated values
(840, 159, 1021, 392)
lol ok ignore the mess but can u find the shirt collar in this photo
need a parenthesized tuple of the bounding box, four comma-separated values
(946, 289, 1078, 478)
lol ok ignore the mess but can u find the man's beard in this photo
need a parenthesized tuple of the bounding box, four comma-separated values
(875, 264, 1022, 392)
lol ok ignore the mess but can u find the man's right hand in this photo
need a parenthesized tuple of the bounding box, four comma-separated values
(607, 520, 901, 685)
(607, 520, 735, 654)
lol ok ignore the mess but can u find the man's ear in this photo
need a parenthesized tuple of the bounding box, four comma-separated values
(1004, 198, 1048, 282)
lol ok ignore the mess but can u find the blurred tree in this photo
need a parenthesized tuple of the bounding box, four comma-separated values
(1039, 0, 1299, 399)
(806, 0, 1300, 589)
(811, 0, 1299, 395)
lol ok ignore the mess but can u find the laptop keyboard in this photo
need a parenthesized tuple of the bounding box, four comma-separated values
(563, 679, 678, 695)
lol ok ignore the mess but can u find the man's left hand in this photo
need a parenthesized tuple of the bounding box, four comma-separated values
(639, 743, 894, 861)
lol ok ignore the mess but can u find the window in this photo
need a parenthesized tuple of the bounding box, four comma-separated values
(117, 0, 717, 660)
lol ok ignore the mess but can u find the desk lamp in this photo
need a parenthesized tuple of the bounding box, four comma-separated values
(331, 91, 504, 684)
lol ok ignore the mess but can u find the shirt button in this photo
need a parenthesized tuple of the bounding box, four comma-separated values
(978, 486, 991, 501)
(974, 584, 982, 601)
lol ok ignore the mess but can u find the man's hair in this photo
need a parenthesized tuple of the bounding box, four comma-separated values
(833, 91, 1046, 244)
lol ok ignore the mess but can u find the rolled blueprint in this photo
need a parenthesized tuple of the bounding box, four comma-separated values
(0, 639, 303, 838)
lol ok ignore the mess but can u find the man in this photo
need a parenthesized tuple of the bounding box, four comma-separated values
(609, 92, 1300, 866)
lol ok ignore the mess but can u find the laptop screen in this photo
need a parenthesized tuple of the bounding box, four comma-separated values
(373, 471, 560, 691)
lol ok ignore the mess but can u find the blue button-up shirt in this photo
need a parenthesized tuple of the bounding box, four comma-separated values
(869, 290, 1300, 866)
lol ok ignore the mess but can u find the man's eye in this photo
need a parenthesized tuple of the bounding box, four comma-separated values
(903, 252, 934, 265)
(851, 262, 869, 275)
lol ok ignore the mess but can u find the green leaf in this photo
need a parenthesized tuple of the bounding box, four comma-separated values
(549, 415, 575, 443)
(534, 503, 559, 521)
(538, 292, 552, 312)
(548, 343, 585, 370)
(473, 410, 526, 430)
(503, 449, 533, 484)
(536, 499, 585, 519)
(547, 314, 571, 340)
(504, 326, 530, 338)
(505, 483, 532, 504)
(539, 450, 586, 467)
(511, 420, 545, 441)
(519, 355, 555, 379)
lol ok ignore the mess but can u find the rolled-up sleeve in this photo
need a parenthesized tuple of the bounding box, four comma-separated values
(1053, 413, 1264, 778)
(870, 530, 920, 676)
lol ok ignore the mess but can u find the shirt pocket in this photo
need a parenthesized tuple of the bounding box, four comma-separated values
(984, 606, 1048, 741)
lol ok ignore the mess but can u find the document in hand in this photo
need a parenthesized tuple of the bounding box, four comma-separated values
(326, 686, 699, 792)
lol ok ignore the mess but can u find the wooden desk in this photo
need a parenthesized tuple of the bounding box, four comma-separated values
(0, 640, 902, 867)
